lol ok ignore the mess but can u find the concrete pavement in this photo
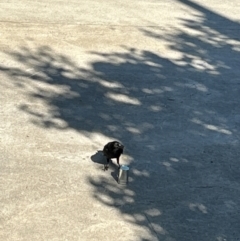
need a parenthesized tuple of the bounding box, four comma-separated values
(1, 0, 240, 240)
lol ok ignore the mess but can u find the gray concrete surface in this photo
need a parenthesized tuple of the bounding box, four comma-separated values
(1, 0, 240, 240)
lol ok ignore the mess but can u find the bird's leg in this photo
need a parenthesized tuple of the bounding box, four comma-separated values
(104, 158, 110, 171)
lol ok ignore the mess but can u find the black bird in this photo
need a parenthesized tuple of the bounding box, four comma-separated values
(103, 141, 124, 170)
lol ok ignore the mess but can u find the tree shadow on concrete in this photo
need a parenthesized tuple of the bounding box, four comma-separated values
(1, 0, 240, 240)
(88, 1, 240, 240)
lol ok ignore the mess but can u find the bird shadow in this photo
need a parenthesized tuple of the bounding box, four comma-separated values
(91, 150, 119, 182)
(91, 150, 105, 165)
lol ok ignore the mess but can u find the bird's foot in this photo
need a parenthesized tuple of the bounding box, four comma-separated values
(103, 164, 109, 171)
